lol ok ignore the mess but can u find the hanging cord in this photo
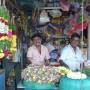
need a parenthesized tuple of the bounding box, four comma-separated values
(80, 0, 84, 75)
(80, 0, 84, 90)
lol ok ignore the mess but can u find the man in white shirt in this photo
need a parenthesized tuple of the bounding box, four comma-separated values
(58, 33, 84, 71)
(27, 33, 50, 65)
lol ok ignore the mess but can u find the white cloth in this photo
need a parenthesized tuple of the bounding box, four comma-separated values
(27, 45, 50, 65)
(59, 44, 84, 70)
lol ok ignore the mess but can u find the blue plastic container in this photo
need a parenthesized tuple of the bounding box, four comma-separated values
(59, 76, 90, 90)
(0, 70, 5, 90)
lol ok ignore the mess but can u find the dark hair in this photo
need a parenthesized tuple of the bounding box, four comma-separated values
(31, 33, 42, 40)
(71, 33, 80, 39)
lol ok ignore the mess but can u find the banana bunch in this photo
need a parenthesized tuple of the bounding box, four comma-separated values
(58, 66, 71, 76)
(11, 35, 16, 48)
(9, 35, 16, 53)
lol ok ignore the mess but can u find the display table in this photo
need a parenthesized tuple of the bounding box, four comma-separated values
(59, 76, 90, 90)
(17, 81, 58, 90)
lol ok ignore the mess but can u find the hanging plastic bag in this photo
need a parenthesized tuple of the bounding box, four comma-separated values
(39, 10, 50, 25)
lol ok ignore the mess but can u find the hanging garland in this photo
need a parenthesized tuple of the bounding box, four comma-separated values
(0, 17, 9, 34)
(68, 14, 88, 36)
(0, 6, 16, 59)
(60, 0, 71, 12)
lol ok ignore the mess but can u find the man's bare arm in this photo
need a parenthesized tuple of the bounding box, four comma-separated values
(59, 60, 69, 68)
(27, 57, 32, 64)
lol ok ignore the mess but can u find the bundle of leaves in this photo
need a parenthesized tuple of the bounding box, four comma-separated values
(82, 67, 90, 76)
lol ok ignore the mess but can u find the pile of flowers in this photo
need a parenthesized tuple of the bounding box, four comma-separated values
(21, 65, 70, 83)
(22, 65, 60, 83)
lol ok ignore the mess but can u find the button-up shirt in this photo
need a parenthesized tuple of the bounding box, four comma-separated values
(59, 44, 84, 70)
(27, 45, 50, 65)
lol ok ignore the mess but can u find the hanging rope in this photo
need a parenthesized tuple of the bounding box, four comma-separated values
(80, 1, 84, 90)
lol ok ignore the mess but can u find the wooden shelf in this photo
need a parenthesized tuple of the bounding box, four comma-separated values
(40, 6, 61, 10)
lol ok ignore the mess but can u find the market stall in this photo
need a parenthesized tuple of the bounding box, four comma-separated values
(20, 63, 90, 90)
(0, 0, 90, 90)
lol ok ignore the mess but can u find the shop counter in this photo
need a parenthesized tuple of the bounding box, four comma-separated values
(17, 81, 58, 90)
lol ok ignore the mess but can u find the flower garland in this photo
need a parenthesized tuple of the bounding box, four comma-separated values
(0, 17, 16, 59)
(0, 17, 9, 34)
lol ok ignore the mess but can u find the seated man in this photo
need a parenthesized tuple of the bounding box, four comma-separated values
(49, 41, 61, 62)
(45, 40, 60, 62)
(58, 33, 84, 71)
(27, 33, 50, 65)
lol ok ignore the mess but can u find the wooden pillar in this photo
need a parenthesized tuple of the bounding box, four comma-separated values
(87, 21, 90, 59)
